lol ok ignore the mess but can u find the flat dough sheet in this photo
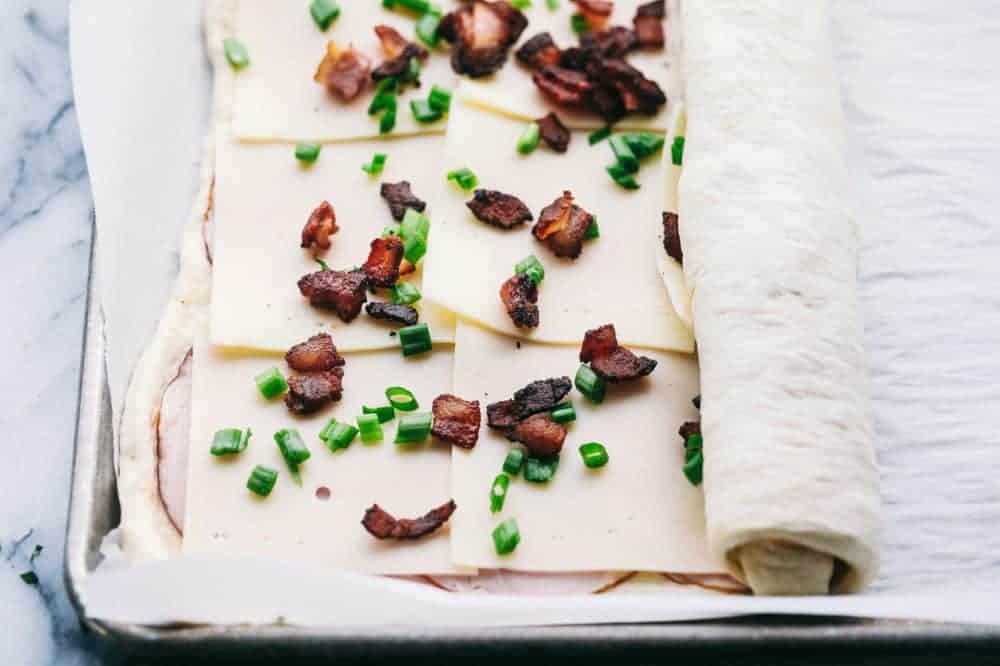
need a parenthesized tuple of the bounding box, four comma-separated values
(210, 130, 456, 352)
(184, 332, 468, 575)
(422, 100, 694, 353)
(457, 0, 672, 131)
(450, 320, 716, 573)
(655, 102, 691, 329)
(229, 0, 456, 141)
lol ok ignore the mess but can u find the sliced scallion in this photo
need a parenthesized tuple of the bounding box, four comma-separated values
(399, 322, 433, 356)
(384, 0, 431, 14)
(672, 136, 685, 166)
(411, 98, 443, 124)
(295, 142, 322, 164)
(416, 11, 442, 48)
(309, 0, 341, 30)
(319, 419, 359, 451)
(315, 257, 331, 271)
(492, 517, 521, 555)
(606, 163, 640, 190)
(550, 402, 576, 424)
(363, 404, 396, 423)
(588, 126, 612, 145)
(517, 122, 541, 154)
(447, 167, 478, 191)
(210, 428, 252, 456)
(400, 208, 431, 264)
(623, 132, 665, 159)
(391, 281, 422, 305)
(394, 411, 433, 444)
(575, 364, 606, 404)
(524, 455, 559, 483)
(490, 474, 511, 513)
(583, 218, 600, 240)
(380, 104, 398, 134)
(20, 571, 39, 586)
(570, 13, 589, 34)
(579, 442, 609, 469)
(428, 85, 452, 113)
(275, 429, 311, 483)
(247, 465, 278, 497)
(503, 448, 525, 475)
(223, 38, 250, 69)
(357, 413, 384, 443)
(514, 254, 545, 285)
(609, 135, 639, 173)
(254, 368, 288, 400)
(385, 386, 419, 411)
(402, 57, 422, 84)
(510, 0, 532, 8)
(361, 153, 388, 175)
(683, 450, 703, 486)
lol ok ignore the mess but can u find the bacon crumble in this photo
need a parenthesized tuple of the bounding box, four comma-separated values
(633, 0, 666, 49)
(532, 65, 592, 108)
(372, 25, 429, 83)
(285, 333, 345, 373)
(533, 191, 594, 259)
(515, 32, 562, 69)
(678, 420, 701, 442)
(662, 211, 682, 264)
(486, 399, 521, 430)
(580, 323, 657, 382)
(573, 0, 613, 31)
(439, 0, 529, 78)
(499, 273, 539, 329)
(362, 500, 457, 540)
(513, 376, 573, 417)
(431, 394, 482, 448)
(314, 43, 371, 102)
(467, 189, 533, 229)
(285, 368, 345, 414)
(535, 112, 571, 153)
(508, 413, 567, 457)
(380, 181, 427, 221)
(298, 269, 369, 322)
(487, 377, 572, 454)
(580, 26, 638, 58)
(300, 201, 339, 253)
(365, 301, 419, 326)
(362, 236, 405, 288)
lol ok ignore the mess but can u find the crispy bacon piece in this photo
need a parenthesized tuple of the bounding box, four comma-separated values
(285, 368, 344, 414)
(362, 236, 405, 288)
(374, 25, 411, 59)
(365, 301, 419, 326)
(300, 201, 339, 252)
(380, 181, 427, 221)
(362, 500, 457, 540)
(486, 399, 521, 430)
(431, 394, 482, 448)
(592, 57, 666, 116)
(536, 112, 571, 153)
(533, 65, 593, 108)
(534, 55, 666, 122)
(467, 189, 533, 229)
(679, 420, 701, 442)
(633, 0, 665, 48)
(580, 26, 638, 58)
(533, 191, 594, 259)
(573, 0, 613, 30)
(285, 333, 345, 373)
(372, 26, 429, 82)
(439, 0, 528, 77)
(298, 269, 369, 322)
(508, 413, 567, 457)
(513, 377, 573, 418)
(516, 32, 562, 69)
(662, 211, 682, 264)
(580, 323, 657, 382)
(499, 273, 539, 329)
(314, 43, 371, 101)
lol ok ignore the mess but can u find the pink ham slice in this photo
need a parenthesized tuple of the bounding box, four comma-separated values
(156, 350, 193, 534)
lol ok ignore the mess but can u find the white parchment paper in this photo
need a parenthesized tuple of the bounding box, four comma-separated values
(70, 0, 1000, 626)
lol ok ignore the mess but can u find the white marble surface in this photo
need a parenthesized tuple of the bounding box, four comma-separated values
(0, 1, 106, 664)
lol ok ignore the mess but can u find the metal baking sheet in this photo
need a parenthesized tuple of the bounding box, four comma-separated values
(64, 239, 1000, 658)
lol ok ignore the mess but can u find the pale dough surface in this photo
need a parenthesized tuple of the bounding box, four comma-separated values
(654, 102, 691, 330)
(680, 0, 880, 593)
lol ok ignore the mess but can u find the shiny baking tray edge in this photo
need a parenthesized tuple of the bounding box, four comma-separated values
(63, 235, 1000, 659)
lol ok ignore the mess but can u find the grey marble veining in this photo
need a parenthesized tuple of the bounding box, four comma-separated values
(0, 1, 105, 664)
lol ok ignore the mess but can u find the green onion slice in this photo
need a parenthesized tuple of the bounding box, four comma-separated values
(411, 98, 443, 124)
(392, 281, 422, 305)
(385, 386, 419, 411)
(503, 448, 525, 476)
(517, 122, 541, 154)
(510, 0, 532, 8)
(400, 208, 431, 264)
(524, 455, 560, 483)
(361, 153, 387, 175)
(399, 322, 433, 356)
(579, 442, 609, 469)
(319, 419, 359, 451)
(683, 451, 703, 486)
(606, 163, 640, 190)
(416, 11, 442, 48)
(384, 0, 431, 14)
(492, 518, 521, 555)
(583, 218, 600, 240)
(382, 223, 402, 238)
(394, 411, 433, 444)
(310, 0, 341, 30)
(550, 402, 576, 424)
(295, 142, 322, 164)
(379, 105, 398, 134)
(588, 126, 612, 145)
(575, 364, 606, 404)
(254, 368, 288, 400)
(428, 85, 452, 113)
(623, 132, 665, 159)
(210, 428, 252, 456)
(490, 474, 511, 513)
(275, 429, 311, 483)
(609, 135, 639, 173)
(247, 465, 278, 497)
(363, 404, 396, 423)
(570, 13, 589, 34)
(223, 38, 250, 69)
(672, 136, 685, 166)
(357, 413, 385, 443)
(402, 57, 422, 83)
(514, 254, 545, 285)
(20, 571, 39, 585)
(447, 167, 478, 191)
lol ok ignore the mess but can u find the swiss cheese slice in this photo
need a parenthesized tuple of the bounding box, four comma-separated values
(228, 0, 457, 141)
(210, 130, 456, 352)
(184, 332, 469, 575)
(422, 100, 693, 352)
(655, 102, 692, 329)
(450, 320, 716, 572)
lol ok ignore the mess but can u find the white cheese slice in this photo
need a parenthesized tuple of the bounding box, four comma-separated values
(422, 100, 693, 352)
(450, 320, 717, 572)
(210, 130, 456, 352)
(184, 332, 470, 575)
(457, 0, 672, 131)
(229, 0, 457, 141)
(655, 102, 692, 330)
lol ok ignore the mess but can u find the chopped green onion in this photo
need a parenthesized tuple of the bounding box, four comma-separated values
(490, 474, 511, 513)
(254, 368, 288, 400)
(609, 135, 639, 173)
(588, 126, 612, 145)
(683, 451, 703, 486)
(546, 0, 559, 9)
(375, 76, 400, 96)
(361, 153, 388, 175)
(399, 322, 433, 356)
(410, 98, 443, 124)
(416, 11, 442, 48)
(606, 163, 640, 190)
(357, 413, 384, 443)
(369, 92, 395, 116)
(275, 429, 311, 483)
(247, 465, 278, 497)
(517, 122, 541, 154)
(384, 0, 431, 14)
(394, 411, 433, 444)
(400, 208, 431, 264)
(403, 57, 422, 84)
(514, 254, 545, 285)
(223, 38, 250, 69)
(315, 257, 331, 271)
(570, 13, 589, 34)
(380, 104, 398, 134)
(382, 223, 401, 238)
(575, 364, 606, 404)
(363, 405, 396, 423)
(503, 448, 525, 475)
(385, 386, 419, 411)
(391, 281, 422, 305)
(579, 442, 609, 469)
(492, 518, 521, 555)
(210, 428, 252, 456)
(20, 571, 39, 586)
(583, 218, 600, 240)
(295, 142, 322, 164)
(524, 455, 559, 483)
(671, 136, 685, 166)
(428, 85, 452, 113)
(319, 419, 359, 451)
(550, 402, 576, 424)
(510, 0, 532, 8)
(684, 433, 703, 462)
(447, 167, 478, 191)
(623, 132, 665, 159)
(309, 0, 341, 30)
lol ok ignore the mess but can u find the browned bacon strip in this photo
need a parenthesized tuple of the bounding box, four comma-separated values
(439, 0, 528, 78)
(431, 394, 482, 448)
(508, 413, 567, 457)
(593, 57, 666, 116)
(633, 0, 665, 49)
(380, 181, 427, 221)
(300, 201, 339, 252)
(533, 65, 593, 108)
(499, 273, 539, 329)
(486, 399, 521, 430)
(362, 236, 405, 288)
(314, 43, 371, 101)
(580, 26, 638, 58)
(372, 25, 429, 82)
(285, 368, 344, 414)
(580, 323, 657, 382)
(678, 420, 701, 442)
(573, 0, 613, 30)
(536, 112, 571, 153)
(365, 301, 419, 326)
(298, 269, 369, 322)
(516, 32, 561, 69)
(362, 500, 457, 540)
(285, 333, 345, 373)
(533, 191, 594, 259)
(662, 211, 682, 264)
(513, 376, 573, 418)
(468, 189, 533, 229)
